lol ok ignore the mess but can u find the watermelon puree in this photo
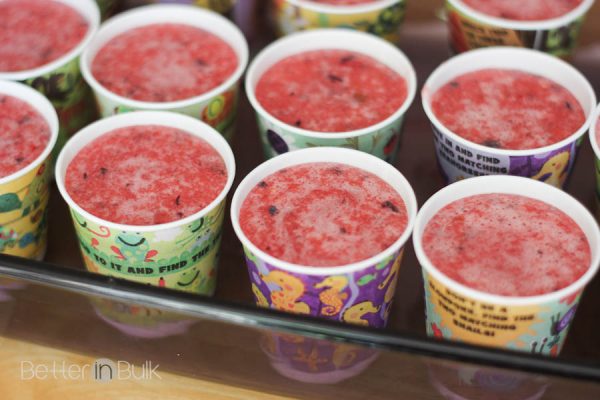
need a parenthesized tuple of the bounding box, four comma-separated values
(0, 95, 50, 179)
(431, 69, 585, 150)
(239, 163, 408, 266)
(65, 125, 227, 226)
(422, 194, 590, 297)
(0, 0, 88, 72)
(256, 50, 407, 132)
(461, 0, 583, 21)
(91, 24, 238, 102)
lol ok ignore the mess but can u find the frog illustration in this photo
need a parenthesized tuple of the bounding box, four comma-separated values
(110, 232, 158, 262)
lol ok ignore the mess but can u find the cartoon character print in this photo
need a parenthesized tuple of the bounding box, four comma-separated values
(110, 232, 158, 263)
(201, 90, 237, 135)
(261, 270, 311, 314)
(531, 151, 570, 187)
(342, 301, 380, 326)
(314, 276, 348, 317)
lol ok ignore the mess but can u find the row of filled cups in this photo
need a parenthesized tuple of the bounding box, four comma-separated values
(3, 2, 600, 191)
(1, 77, 599, 357)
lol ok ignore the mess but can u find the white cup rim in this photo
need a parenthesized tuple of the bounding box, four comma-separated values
(80, 4, 249, 110)
(421, 47, 597, 156)
(588, 103, 600, 159)
(285, 0, 401, 13)
(412, 175, 600, 306)
(0, 0, 100, 81)
(447, 0, 595, 30)
(230, 147, 418, 275)
(54, 111, 236, 232)
(0, 81, 59, 185)
(245, 28, 417, 139)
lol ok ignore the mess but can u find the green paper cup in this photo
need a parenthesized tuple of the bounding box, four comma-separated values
(0, 81, 59, 261)
(0, 0, 100, 154)
(245, 29, 417, 162)
(80, 4, 249, 142)
(413, 175, 600, 355)
(271, 0, 406, 43)
(446, 0, 594, 57)
(422, 47, 596, 187)
(55, 111, 235, 296)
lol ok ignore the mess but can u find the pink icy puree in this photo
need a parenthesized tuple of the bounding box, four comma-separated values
(461, 0, 583, 21)
(308, 0, 379, 5)
(423, 194, 591, 297)
(256, 50, 407, 132)
(431, 69, 585, 150)
(91, 24, 238, 102)
(65, 125, 227, 226)
(240, 162, 408, 266)
(0, 95, 50, 179)
(0, 0, 88, 72)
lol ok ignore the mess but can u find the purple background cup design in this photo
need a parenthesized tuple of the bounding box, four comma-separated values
(422, 47, 596, 188)
(230, 147, 418, 328)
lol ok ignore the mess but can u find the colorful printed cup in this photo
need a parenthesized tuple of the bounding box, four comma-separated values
(91, 298, 195, 339)
(261, 332, 378, 384)
(96, 0, 121, 20)
(0, 81, 59, 261)
(230, 147, 417, 328)
(80, 5, 249, 142)
(588, 103, 600, 218)
(0, 0, 100, 154)
(422, 47, 596, 188)
(55, 111, 236, 296)
(412, 175, 600, 355)
(271, 0, 406, 43)
(445, 0, 594, 57)
(245, 29, 417, 162)
(150, 0, 237, 13)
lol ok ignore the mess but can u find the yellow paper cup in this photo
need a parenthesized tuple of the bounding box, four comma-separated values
(413, 175, 600, 356)
(0, 81, 59, 260)
(272, 0, 406, 43)
(55, 111, 235, 295)
(446, 0, 594, 57)
(80, 4, 249, 141)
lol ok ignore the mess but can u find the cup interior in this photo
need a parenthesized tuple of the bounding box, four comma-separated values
(413, 175, 600, 305)
(230, 146, 418, 274)
(55, 111, 236, 231)
(0, 81, 59, 185)
(80, 4, 249, 108)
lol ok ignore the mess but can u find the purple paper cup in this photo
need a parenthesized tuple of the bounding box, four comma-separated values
(422, 47, 596, 188)
(231, 147, 417, 328)
(445, 0, 594, 57)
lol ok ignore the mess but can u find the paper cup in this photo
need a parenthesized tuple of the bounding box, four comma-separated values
(588, 104, 600, 218)
(245, 29, 417, 162)
(0, 0, 100, 154)
(80, 5, 249, 142)
(96, 0, 120, 20)
(0, 81, 59, 261)
(150, 0, 237, 13)
(272, 0, 406, 43)
(445, 0, 594, 57)
(55, 111, 235, 296)
(261, 332, 378, 384)
(413, 175, 600, 355)
(422, 47, 596, 188)
(231, 147, 417, 328)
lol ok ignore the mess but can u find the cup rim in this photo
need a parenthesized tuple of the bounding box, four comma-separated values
(0, 0, 100, 81)
(54, 111, 236, 232)
(285, 0, 402, 14)
(230, 147, 418, 276)
(421, 47, 597, 156)
(588, 103, 600, 159)
(447, 0, 595, 30)
(412, 175, 600, 306)
(79, 4, 249, 110)
(0, 81, 59, 185)
(244, 28, 417, 139)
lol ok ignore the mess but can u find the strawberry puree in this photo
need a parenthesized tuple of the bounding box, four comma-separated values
(91, 24, 238, 102)
(0, 0, 88, 72)
(423, 194, 590, 297)
(431, 69, 585, 150)
(240, 162, 407, 266)
(256, 50, 407, 132)
(0, 95, 50, 179)
(66, 125, 227, 226)
(461, 0, 583, 21)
